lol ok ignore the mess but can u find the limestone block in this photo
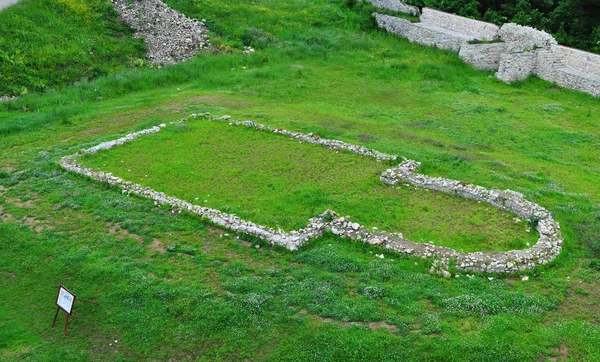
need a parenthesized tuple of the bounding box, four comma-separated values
(499, 23, 556, 52)
(496, 51, 537, 83)
(363, 0, 419, 16)
(420, 8, 500, 41)
(459, 42, 506, 70)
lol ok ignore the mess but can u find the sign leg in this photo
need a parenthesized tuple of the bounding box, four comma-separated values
(52, 307, 60, 328)
(63, 314, 70, 336)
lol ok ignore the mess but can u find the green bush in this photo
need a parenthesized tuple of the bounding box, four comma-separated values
(240, 28, 277, 49)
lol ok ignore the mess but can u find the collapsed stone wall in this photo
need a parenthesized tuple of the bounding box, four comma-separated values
(375, 8, 600, 97)
(59, 115, 563, 275)
(111, 0, 210, 64)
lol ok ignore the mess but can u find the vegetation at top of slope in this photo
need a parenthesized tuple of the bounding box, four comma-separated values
(405, 0, 600, 53)
(79, 119, 539, 252)
(0, 0, 146, 96)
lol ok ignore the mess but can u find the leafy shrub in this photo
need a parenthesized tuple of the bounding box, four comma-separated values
(421, 313, 442, 334)
(241, 28, 276, 49)
(441, 292, 554, 317)
(589, 259, 600, 271)
(359, 285, 385, 299)
(295, 245, 363, 273)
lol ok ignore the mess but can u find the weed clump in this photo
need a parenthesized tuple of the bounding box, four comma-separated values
(241, 28, 277, 49)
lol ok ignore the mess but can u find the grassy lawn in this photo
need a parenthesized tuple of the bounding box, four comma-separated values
(1, 0, 600, 361)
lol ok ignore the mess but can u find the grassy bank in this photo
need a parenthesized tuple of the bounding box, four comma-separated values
(0, 0, 145, 96)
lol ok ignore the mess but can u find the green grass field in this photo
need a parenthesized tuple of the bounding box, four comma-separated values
(1, 0, 600, 361)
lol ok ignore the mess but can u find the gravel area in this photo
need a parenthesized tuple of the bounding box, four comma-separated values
(111, 0, 210, 64)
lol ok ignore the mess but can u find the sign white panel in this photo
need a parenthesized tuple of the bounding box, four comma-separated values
(56, 286, 75, 314)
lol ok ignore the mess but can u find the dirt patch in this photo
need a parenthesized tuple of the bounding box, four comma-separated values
(150, 238, 166, 253)
(0, 205, 14, 222)
(106, 222, 143, 243)
(180, 95, 249, 110)
(552, 280, 600, 323)
(3, 191, 41, 209)
(545, 344, 569, 361)
(299, 309, 399, 333)
(21, 216, 53, 232)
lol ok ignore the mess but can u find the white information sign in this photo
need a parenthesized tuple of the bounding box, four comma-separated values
(56, 286, 76, 315)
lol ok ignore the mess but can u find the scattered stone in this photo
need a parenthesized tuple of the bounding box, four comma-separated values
(0, 95, 18, 103)
(111, 0, 210, 64)
(521, 275, 529, 281)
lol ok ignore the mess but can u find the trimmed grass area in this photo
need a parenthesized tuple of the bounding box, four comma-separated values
(1, 0, 600, 360)
(80, 119, 539, 252)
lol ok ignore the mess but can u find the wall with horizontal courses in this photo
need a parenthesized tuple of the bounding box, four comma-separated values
(375, 9, 600, 97)
(374, 13, 470, 52)
(459, 43, 506, 70)
(60, 114, 563, 275)
(361, 0, 419, 16)
(420, 8, 499, 41)
(536, 46, 600, 96)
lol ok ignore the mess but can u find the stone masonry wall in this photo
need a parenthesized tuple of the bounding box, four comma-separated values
(496, 51, 538, 83)
(420, 8, 500, 41)
(536, 45, 600, 96)
(375, 9, 600, 97)
(499, 23, 556, 52)
(362, 0, 419, 16)
(459, 43, 506, 70)
(60, 115, 563, 275)
(374, 13, 471, 52)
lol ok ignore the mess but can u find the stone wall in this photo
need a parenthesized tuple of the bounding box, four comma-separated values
(60, 114, 563, 275)
(499, 23, 556, 52)
(362, 0, 419, 16)
(420, 8, 499, 41)
(536, 46, 600, 96)
(374, 14, 471, 52)
(459, 43, 506, 70)
(496, 51, 538, 83)
(375, 9, 600, 97)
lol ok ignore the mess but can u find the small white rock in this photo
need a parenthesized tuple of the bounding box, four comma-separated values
(521, 275, 529, 281)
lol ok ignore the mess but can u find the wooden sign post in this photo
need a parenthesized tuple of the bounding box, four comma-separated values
(52, 285, 76, 336)
(52, 285, 98, 336)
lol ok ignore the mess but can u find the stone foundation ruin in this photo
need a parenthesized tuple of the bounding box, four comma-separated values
(60, 115, 563, 275)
